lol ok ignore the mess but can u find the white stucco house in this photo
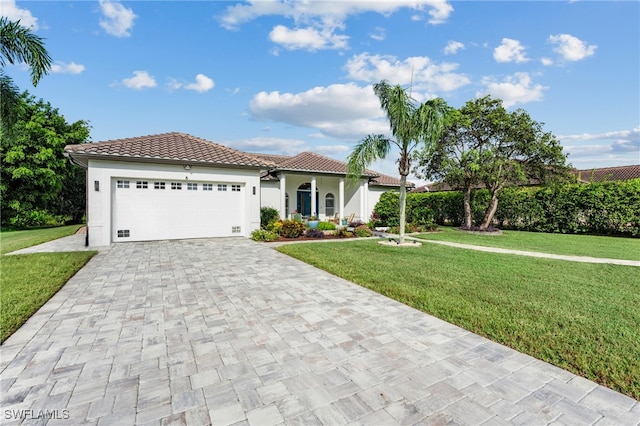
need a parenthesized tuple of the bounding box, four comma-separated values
(64, 132, 408, 246)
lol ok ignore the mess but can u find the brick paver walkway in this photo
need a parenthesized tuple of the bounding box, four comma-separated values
(1, 238, 638, 425)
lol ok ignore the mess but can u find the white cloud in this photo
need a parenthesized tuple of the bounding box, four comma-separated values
(444, 40, 464, 55)
(121, 70, 156, 90)
(479, 72, 546, 107)
(370, 27, 386, 41)
(219, 0, 454, 30)
(269, 25, 348, 51)
(315, 144, 350, 156)
(345, 53, 470, 94)
(493, 38, 529, 63)
(541, 57, 554, 66)
(249, 83, 388, 140)
(548, 34, 597, 62)
(219, 1, 452, 52)
(559, 127, 639, 145)
(225, 137, 307, 156)
(50, 61, 85, 74)
(1, 0, 39, 29)
(99, 0, 137, 37)
(185, 74, 215, 93)
(560, 128, 640, 168)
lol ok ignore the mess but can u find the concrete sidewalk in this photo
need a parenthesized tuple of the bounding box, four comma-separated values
(1, 238, 638, 425)
(376, 233, 640, 267)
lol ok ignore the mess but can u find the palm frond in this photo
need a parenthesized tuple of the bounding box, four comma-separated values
(346, 134, 391, 181)
(0, 17, 52, 86)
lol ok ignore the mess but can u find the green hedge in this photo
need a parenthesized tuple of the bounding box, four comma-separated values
(372, 179, 640, 236)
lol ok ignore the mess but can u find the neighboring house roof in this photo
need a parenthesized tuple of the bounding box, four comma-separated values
(64, 132, 274, 169)
(573, 165, 640, 183)
(252, 151, 411, 188)
(411, 164, 640, 193)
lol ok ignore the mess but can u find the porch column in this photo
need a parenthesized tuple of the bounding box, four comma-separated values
(359, 179, 366, 221)
(310, 176, 317, 217)
(363, 179, 369, 222)
(339, 178, 345, 222)
(280, 173, 287, 220)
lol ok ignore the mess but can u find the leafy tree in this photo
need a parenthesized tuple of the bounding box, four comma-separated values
(415, 96, 570, 230)
(347, 80, 447, 243)
(0, 17, 52, 129)
(1, 93, 90, 227)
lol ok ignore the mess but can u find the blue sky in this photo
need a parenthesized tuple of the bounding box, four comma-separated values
(3, 0, 639, 182)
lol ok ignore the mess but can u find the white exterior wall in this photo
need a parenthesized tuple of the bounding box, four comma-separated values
(260, 181, 281, 211)
(368, 186, 395, 219)
(86, 159, 261, 246)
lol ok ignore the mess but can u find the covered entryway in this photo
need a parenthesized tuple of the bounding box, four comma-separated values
(112, 178, 245, 242)
(296, 182, 319, 216)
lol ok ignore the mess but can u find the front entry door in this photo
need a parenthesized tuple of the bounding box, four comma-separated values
(297, 191, 311, 216)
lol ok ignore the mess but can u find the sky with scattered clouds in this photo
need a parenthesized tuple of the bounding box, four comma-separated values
(2, 0, 638, 182)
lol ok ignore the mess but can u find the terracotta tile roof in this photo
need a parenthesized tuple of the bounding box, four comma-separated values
(64, 132, 274, 168)
(573, 165, 640, 183)
(249, 153, 292, 166)
(254, 151, 410, 187)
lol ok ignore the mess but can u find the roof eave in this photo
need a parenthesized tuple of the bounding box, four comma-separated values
(64, 151, 270, 170)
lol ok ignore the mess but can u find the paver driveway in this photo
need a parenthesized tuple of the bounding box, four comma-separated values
(1, 238, 638, 425)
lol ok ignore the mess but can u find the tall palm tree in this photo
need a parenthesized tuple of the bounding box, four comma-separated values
(347, 80, 447, 243)
(0, 17, 52, 130)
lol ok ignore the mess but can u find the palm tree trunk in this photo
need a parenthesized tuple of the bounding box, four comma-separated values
(398, 174, 407, 243)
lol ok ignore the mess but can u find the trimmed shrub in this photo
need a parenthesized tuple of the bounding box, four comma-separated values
(354, 225, 373, 238)
(373, 178, 640, 236)
(305, 229, 325, 239)
(335, 227, 352, 238)
(251, 229, 279, 242)
(260, 207, 280, 228)
(317, 221, 336, 231)
(280, 220, 306, 238)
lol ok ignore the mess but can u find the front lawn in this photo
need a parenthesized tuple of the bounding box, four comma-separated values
(277, 239, 640, 399)
(0, 225, 95, 343)
(0, 224, 84, 255)
(415, 226, 640, 261)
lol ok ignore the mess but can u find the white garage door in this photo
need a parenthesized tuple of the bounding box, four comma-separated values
(112, 179, 245, 242)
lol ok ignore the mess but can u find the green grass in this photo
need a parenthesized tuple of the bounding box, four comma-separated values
(1, 225, 95, 343)
(277, 239, 640, 399)
(414, 226, 640, 261)
(0, 224, 84, 255)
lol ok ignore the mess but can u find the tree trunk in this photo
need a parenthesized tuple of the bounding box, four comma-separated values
(398, 174, 407, 243)
(463, 186, 472, 229)
(479, 192, 499, 230)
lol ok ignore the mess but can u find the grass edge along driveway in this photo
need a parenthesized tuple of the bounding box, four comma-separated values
(0, 225, 97, 343)
(276, 239, 640, 400)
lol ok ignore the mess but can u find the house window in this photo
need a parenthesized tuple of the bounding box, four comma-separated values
(231, 184, 241, 192)
(187, 183, 198, 191)
(136, 181, 148, 189)
(231, 226, 241, 233)
(117, 230, 130, 238)
(202, 183, 213, 191)
(117, 180, 130, 189)
(171, 182, 182, 190)
(218, 184, 227, 191)
(154, 182, 166, 190)
(325, 193, 335, 216)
